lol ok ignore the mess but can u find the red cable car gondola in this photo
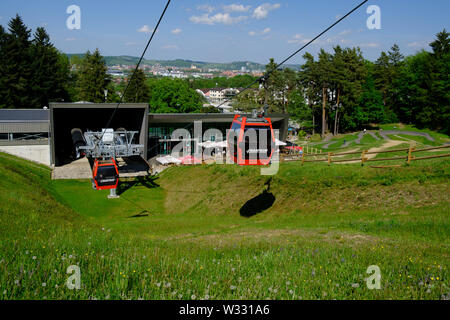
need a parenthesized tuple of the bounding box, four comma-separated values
(227, 114, 276, 166)
(92, 158, 119, 190)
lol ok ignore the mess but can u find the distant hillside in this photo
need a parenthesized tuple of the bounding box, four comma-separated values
(64, 54, 300, 71)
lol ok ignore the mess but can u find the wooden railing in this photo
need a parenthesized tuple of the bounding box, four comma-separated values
(282, 145, 450, 166)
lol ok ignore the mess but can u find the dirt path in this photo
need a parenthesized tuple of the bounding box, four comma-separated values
(335, 140, 409, 164)
(365, 140, 407, 160)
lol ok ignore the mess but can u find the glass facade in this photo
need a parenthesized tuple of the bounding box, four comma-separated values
(148, 122, 231, 158)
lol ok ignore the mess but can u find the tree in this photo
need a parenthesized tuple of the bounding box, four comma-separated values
(76, 49, 110, 102)
(123, 69, 150, 103)
(299, 52, 321, 134)
(422, 30, 449, 133)
(0, 14, 32, 109)
(0, 16, 71, 108)
(374, 44, 404, 112)
(288, 89, 313, 130)
(339, 47, 367, 131)
(147, 78, 204, 113)
(235, 89, 263, 112)
(330, 46, 346, 135)
(359, 66, 385, 124)
(29, 27, 70, 107)
(317, 49, 333, 137)
(264, 58, 285, 113)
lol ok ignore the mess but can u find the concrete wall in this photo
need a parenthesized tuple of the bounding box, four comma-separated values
(0, 145, 51, 166)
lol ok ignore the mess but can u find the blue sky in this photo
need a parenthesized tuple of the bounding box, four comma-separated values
(0, 0, 448, 64)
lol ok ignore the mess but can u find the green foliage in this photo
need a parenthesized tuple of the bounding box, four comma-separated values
(394, 30, 450, 134)
(123, 69, 150, 103)
(0, 15, 70, 108)
(147, 78, 204, 113)
(358, 66, 387, 124)
(288, 89, 313, 129)
(75, 49, 110, 103)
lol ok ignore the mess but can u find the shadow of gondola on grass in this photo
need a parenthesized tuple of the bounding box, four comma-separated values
(128, 211, 149, 218)
(239, 189, 276, 218)
(117, 175, 160, 196)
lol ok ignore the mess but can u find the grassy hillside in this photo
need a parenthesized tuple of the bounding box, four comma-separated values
(0, 152, 449, 300)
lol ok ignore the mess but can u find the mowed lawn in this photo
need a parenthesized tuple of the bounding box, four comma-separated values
(0, 151, 449, 300)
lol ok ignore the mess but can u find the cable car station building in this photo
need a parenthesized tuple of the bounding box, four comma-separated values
(0, 103, 289, 178)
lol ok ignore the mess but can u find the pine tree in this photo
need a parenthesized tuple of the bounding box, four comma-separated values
(0, 25, 8, 108)
(29, 27, 70, 107)
(123, 69, 150, 103)
(1, 14, 32, 108)
(76, 49, 110, 102)
(317, 49, 333, 136)
(264, 58, 284, 113)
(426, 30, 450, 133)
(299, 52, 321, 134)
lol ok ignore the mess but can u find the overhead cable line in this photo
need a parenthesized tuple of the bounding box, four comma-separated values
(97, 0, 171, 145)
(215, 0, 369, 109)
(147, 0, 368, 156)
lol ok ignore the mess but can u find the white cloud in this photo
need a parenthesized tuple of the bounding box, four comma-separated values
(171, 28, 182, 34)
(407, 41, 423, 48)
(287, 34, 311, 44)
(137, 25, 153, 33)
(360, 42, 380, 48)
(339, 29, 351, 36)
(190, 13, 247, 25)
(125, 41, 141, 46)
(223, 4, 251, 12)
(197, 4, 215, 13)
(249, 28, 271, 36)
(252, 3, 281, 20)
(65, 37, 76, 41)
(162, 44, 179, 50)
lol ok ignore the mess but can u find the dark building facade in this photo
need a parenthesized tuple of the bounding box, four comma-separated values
(1, 106, 289, 166)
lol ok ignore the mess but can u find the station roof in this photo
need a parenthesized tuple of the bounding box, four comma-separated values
(148, 113, 289, 124)
(0, 109, 49, 123)
(0, 108, 289, 124)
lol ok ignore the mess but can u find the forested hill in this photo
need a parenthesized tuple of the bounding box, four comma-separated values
(64, 54, 301, 71)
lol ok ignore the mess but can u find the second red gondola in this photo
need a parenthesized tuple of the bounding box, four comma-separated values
(227, 114, 275, 166)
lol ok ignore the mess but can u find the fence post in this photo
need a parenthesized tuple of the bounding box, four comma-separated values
(407, 146, 415, 165)
(361, 150, 366, 166)
(302, 153, 305, 166)
(328, 152, 332, 166)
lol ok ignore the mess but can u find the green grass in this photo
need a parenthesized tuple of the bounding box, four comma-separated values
(0, 151, 449, 300)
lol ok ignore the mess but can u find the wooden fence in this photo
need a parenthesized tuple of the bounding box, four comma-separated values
(282, 145, 450, 166)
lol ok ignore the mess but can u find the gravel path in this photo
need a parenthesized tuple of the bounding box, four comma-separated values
(378, 130, 435, 142)
(320, 130, 436, 150)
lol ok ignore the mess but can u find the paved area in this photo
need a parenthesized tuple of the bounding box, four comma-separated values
(52, 156, 150, 180)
